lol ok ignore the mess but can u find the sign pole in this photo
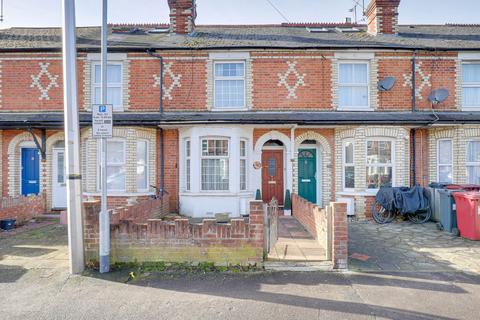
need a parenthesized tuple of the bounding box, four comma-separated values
(62, 0, 85, 274)
(99, 0, 110, 273)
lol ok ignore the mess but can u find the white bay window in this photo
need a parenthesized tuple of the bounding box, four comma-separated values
(201, 139, 230, 191)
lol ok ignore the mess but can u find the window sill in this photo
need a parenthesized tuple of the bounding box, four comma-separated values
(180, 191, 253, 197)
(461, 107, 480, 112)
(337, 108, 374, 112)
(211, 108, 249, 112)
(337, 190, 378, 197)
(83, 191, 155, 197)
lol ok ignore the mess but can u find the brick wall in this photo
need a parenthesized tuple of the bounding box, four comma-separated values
(84, 199, 265, 266)
(292, 194, 328, 251)
(252, 53, 332, 110)
(0, 193, 46, 225)
(291, 193, 348, 270)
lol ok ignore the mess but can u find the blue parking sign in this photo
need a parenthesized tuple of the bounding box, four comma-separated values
(99, 105, 107, 113)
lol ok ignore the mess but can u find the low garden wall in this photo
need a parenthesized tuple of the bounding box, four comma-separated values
(84, 198, 265, 266)
(292, 193, 348, 269)
(0, 193, 46, 225)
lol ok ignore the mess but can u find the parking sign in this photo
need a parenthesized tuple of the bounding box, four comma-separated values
(92, 104, 113, 138)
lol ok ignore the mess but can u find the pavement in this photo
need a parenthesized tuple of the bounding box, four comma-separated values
(349, 220, 480, 273)
(2, 223, 480, 319)
(268, 216, 326, 261)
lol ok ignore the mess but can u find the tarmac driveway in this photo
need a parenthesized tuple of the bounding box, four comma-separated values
(349, 220, 480, 273)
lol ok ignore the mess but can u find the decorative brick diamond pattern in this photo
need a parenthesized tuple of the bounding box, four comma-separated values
(153, 62, 182, 100)
(402, 61, 431, 100)
(277, 61, 306, 99)
(30, 62, 60, 100)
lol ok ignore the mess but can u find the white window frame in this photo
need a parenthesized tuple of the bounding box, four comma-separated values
(342, 139, 355, 191)
(338, 60, 371, 111)
(437, 139, 453, 184)
(185, 139, 191, 192)
(200, 137, 230, 192)
(461, 61, 480, 110)
(213, 61, 246, 110)
(240, 139, 248, 191)
(92, 61, 124, 111)
(466, 140, 480, 184)
(366, 138, 395, 191)
(97, 139, 126, 192)
(136, 139, 149, 192)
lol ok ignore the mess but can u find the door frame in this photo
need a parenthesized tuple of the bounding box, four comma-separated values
(298, 144, 322, 206)
(20, 146, 40, 196)
(52, 147, 67, 209)
(261, 146, 286, 205)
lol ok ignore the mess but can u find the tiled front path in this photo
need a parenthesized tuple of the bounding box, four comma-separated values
(349, 220, 480, 273)
(268, 216, 326, 262)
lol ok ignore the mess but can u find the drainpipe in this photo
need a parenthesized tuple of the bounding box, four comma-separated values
(290, 124, 297, 193)
(412, 50, 417, 186)
(147, 49, 165, 196)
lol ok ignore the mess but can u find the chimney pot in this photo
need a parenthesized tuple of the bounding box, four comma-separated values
(366, 0, 401, 35)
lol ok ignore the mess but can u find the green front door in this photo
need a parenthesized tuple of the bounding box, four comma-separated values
(298, 149, 317, 203)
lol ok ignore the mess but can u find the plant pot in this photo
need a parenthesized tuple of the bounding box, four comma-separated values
(0, 219, 16, 231)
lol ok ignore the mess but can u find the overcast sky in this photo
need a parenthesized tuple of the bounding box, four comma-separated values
(1, 0, 479, 29)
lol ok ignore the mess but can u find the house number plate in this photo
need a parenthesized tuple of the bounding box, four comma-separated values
(301, 179, 311, 183)
(268, 181, 276, 184)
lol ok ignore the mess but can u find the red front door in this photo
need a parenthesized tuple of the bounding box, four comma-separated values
(262, 150, 284, 205)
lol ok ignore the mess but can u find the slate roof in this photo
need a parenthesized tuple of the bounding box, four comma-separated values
(0, 23, 479, 51)
(1, 111, 480, 128)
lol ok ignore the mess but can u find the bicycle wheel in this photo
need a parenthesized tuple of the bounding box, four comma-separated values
(372, 201, 395, 224)
(407, 206, 432, 224)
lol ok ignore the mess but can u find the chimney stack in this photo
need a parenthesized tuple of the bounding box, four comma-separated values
(168, 0, 196, 34)
(366, 0, 401, 35)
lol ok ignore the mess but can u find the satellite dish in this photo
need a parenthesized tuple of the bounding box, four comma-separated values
(428, 88, 449, 104)
(378, 77, 396, 92)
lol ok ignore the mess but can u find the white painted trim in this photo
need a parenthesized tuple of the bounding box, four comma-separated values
(209, 52, 250, 60)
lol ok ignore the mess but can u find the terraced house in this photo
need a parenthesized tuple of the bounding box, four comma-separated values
(0, 0, 480, 223)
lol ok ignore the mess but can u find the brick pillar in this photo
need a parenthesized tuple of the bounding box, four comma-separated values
(366, 0, 401, 35)
(249, 200, 265, 259)
(331, 202, 348, 270)
(83, 200, 101, 256)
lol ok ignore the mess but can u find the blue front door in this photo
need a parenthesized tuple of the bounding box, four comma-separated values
(21, 148, 40, 196)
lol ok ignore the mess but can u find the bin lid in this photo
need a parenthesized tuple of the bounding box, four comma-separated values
(429, 182, 446, 188)
(446, 184, 480, 191)
(453, 192, 480, 200)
